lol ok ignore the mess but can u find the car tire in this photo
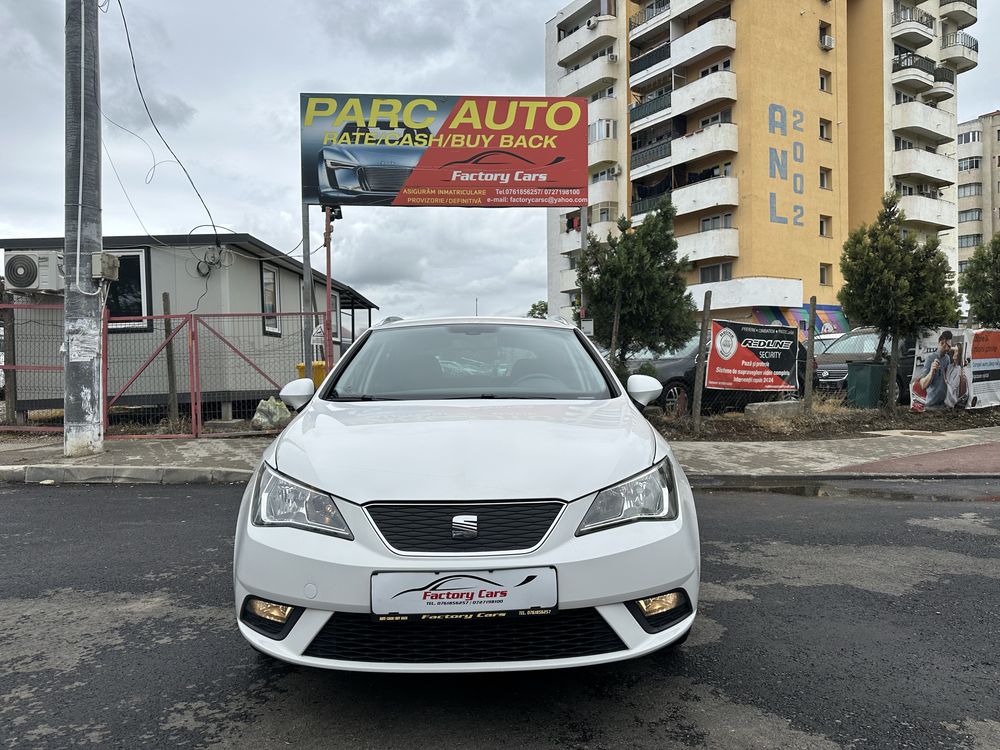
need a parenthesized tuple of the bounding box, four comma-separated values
(659, 381, 691, 414)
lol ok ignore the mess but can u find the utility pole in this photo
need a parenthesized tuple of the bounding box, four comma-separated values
(301, 205, 314, 381)
(63, 0, 103, 456)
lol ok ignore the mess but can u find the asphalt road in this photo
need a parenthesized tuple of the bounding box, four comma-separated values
(2, 482, 999, 749)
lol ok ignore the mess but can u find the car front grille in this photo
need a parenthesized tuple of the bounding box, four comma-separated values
(365, 501, 563, 553)
(303, 609, 627, 664)
(362, 165, 412, 192)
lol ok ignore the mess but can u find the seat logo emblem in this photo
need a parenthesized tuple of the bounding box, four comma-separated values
(452, 514, 478, 540)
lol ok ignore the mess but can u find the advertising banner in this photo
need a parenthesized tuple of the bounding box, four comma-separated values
(908, 328, 1000, 411)
(705, 320, 799, 392)
(970, 329, 1000, 409)
(300, 93, 588, 208)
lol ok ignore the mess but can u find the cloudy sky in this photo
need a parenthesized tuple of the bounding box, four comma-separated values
(1, 0, 997, 320)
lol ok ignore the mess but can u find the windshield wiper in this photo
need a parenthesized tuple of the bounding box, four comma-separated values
(328, 394, 402, 402)
(445, 394, 558, 400)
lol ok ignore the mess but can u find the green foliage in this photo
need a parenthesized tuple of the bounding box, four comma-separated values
(636, 362, 657, 378)
(960, 233, 1000, 328)
(526, 300, 548, 319)
(838, 192, 959, 353)
(577, 196, 697, 367)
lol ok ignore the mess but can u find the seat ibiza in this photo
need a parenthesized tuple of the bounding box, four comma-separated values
(234, 317, 700, 672)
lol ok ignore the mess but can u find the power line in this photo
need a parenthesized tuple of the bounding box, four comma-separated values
(114, 0, 220, 248)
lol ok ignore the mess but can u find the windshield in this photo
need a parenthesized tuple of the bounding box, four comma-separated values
(325, 324, 613, 400)
(823, 331, 888, 355)
(632, 336, 700, 361)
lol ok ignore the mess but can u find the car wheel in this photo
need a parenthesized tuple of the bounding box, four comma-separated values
(895, 377, 910, 405)
(659, 381, 691, 414)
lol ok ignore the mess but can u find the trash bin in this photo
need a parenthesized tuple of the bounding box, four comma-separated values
(295, 360, 328, 389)
(846, 360, 886, 409)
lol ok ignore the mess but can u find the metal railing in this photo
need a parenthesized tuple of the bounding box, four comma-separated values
(941, 0, 977, 9)
(631, 191, 671, 216)
(631, 141, 672, 169)
(891, 6, 934, 29)
(629, 0, 670, 31)
(934, 67, 956, 84)
(630, 43, 670, 75)
(629, 92, 671, 122)
(892, 52, 936, 74)
(942, 31, 979, 51)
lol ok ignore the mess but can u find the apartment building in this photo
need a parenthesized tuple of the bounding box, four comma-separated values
(544, 0, 978, 333)
(957, 111, 1000, 272)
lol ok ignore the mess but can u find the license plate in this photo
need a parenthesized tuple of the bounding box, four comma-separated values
(371, 567, 557, 617)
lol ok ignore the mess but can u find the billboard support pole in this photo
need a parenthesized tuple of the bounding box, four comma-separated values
(301, 204, 313, 382)
(578, 204, 588, 325)
(323, 206, 334, 370)
(804, 296, 817, 414)
(692, 291, 712, 435)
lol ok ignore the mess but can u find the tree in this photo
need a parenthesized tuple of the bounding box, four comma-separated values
(577, 195, 697, 371)
(838, 192, 959, 407)
(526, 300, 548, 319)
(960, 233, 1000, 328)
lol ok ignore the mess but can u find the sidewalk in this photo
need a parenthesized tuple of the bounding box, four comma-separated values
(2, 426, 1000, 485)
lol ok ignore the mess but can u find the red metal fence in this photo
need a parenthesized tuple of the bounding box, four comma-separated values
(1, 307, 334, 438)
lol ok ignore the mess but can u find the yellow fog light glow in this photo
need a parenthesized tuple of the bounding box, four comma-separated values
(248, 598, 294, 624)
(637, 592, 683, 617)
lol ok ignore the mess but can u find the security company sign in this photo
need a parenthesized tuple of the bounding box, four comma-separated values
(371, 567, 557, 618)
(706, 320, 799, 392)
(300, 94, 588, 208)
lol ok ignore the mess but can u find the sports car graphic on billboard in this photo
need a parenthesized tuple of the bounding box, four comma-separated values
(300, 93, 588, 208)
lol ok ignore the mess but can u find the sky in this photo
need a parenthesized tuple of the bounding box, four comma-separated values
(0, 0, 997, 320)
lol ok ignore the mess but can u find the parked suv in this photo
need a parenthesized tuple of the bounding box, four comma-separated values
(815, 328, 916, 403)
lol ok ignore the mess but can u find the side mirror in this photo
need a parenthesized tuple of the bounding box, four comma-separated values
(279, 378, 315, 411)
(626, 374, 663, 407)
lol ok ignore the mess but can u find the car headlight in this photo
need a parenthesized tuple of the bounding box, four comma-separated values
(252, 464, 353, 539)
(577, 459, 678, 535)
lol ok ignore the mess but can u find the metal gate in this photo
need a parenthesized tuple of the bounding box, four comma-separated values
(0, 302, 65, 433)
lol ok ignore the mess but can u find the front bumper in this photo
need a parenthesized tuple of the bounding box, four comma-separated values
(233, 467, 700, 673)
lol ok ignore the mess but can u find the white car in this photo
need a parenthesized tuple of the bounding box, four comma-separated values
(233, 317, 700, 673)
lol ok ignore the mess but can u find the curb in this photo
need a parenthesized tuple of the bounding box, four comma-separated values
(3, 464, 253, 485)
(688, 472, 1000, 487)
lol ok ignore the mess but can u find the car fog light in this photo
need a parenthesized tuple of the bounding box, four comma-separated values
(247, 597, 294, 623)
(637, 592, 683, 617)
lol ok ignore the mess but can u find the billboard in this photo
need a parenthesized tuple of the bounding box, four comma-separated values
(300, 93, 588, 208)
(705, 320, 799, 392)
(909, 328, 1000, 411)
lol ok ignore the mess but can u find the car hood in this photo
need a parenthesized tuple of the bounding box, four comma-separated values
(320, 144, 423, 167)
(271, 398, 657, 503)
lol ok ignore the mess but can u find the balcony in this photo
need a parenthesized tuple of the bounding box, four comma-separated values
(891, 52, 935, 91)
(556, 15, 618, 67)
(630, 18, 736, 89)
(899, 194, 956, 230)
(892, 148, 956, 186)
(688, 277, 803, 311)
(926, 67, 956, 102)
(588, 219, 620, 243)
(588, 95, 619, 122)
(631, 71, 737, 134)
(941, 32, 979, 72)
(588, 137, 620, 167)
(630, 191, 671, 221)
(940, 0, 977, 30)
(588, 177, 620, 205)
(673, 176, 739, 217)
(891, 101, 955, 145)
(557, 56, 618, 97)
(559, 226, 585, 254)
(890, 7, 935, 48)
(629, 91, 671, 125)
(631, 141, 672, 175)
(628, 0, 671, 43)
(676, 228, 739, 264)
(560, 267, 580, 293)
(672, 122, 738, 168)
(629, 43, 670, 79)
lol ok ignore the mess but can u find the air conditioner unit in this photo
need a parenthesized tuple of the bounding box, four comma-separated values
(4, 251, 65, 292)
(586, 16, 598, 29)
(819, 35, 835, 50)
(608, 53, 619, 63)
(611, 164, 623, 176)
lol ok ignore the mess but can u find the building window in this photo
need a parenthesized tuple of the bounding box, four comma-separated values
(591, 45, 614, 62)
(959, 209, 982, 223)
(819, 69, 831, 92)
(819, 215, 832, 237)
(587, 119, 617, 143)
(958, 234, 983, 249)
(819, 167, 832, 190)
(261, 263, 281, 336)
(819, 118, 832, 141)
(894, 90, 915, 105)
(699, 58, 731, 78)
(820, 263, 833, 286)
(959, 260, 970, 274)
(699, 213, 733, 231)
(699, 262, 733, 284)
(957, 131, 981, 145)
(106, 248, 151, 331)
(591, 168, 616, 183)
(958, 157, 981, 171)
(894, 136, 914, 151)
(699, 108, 732, 128)
(590, 86, 615, 102)
(957, 183, 983, 198)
